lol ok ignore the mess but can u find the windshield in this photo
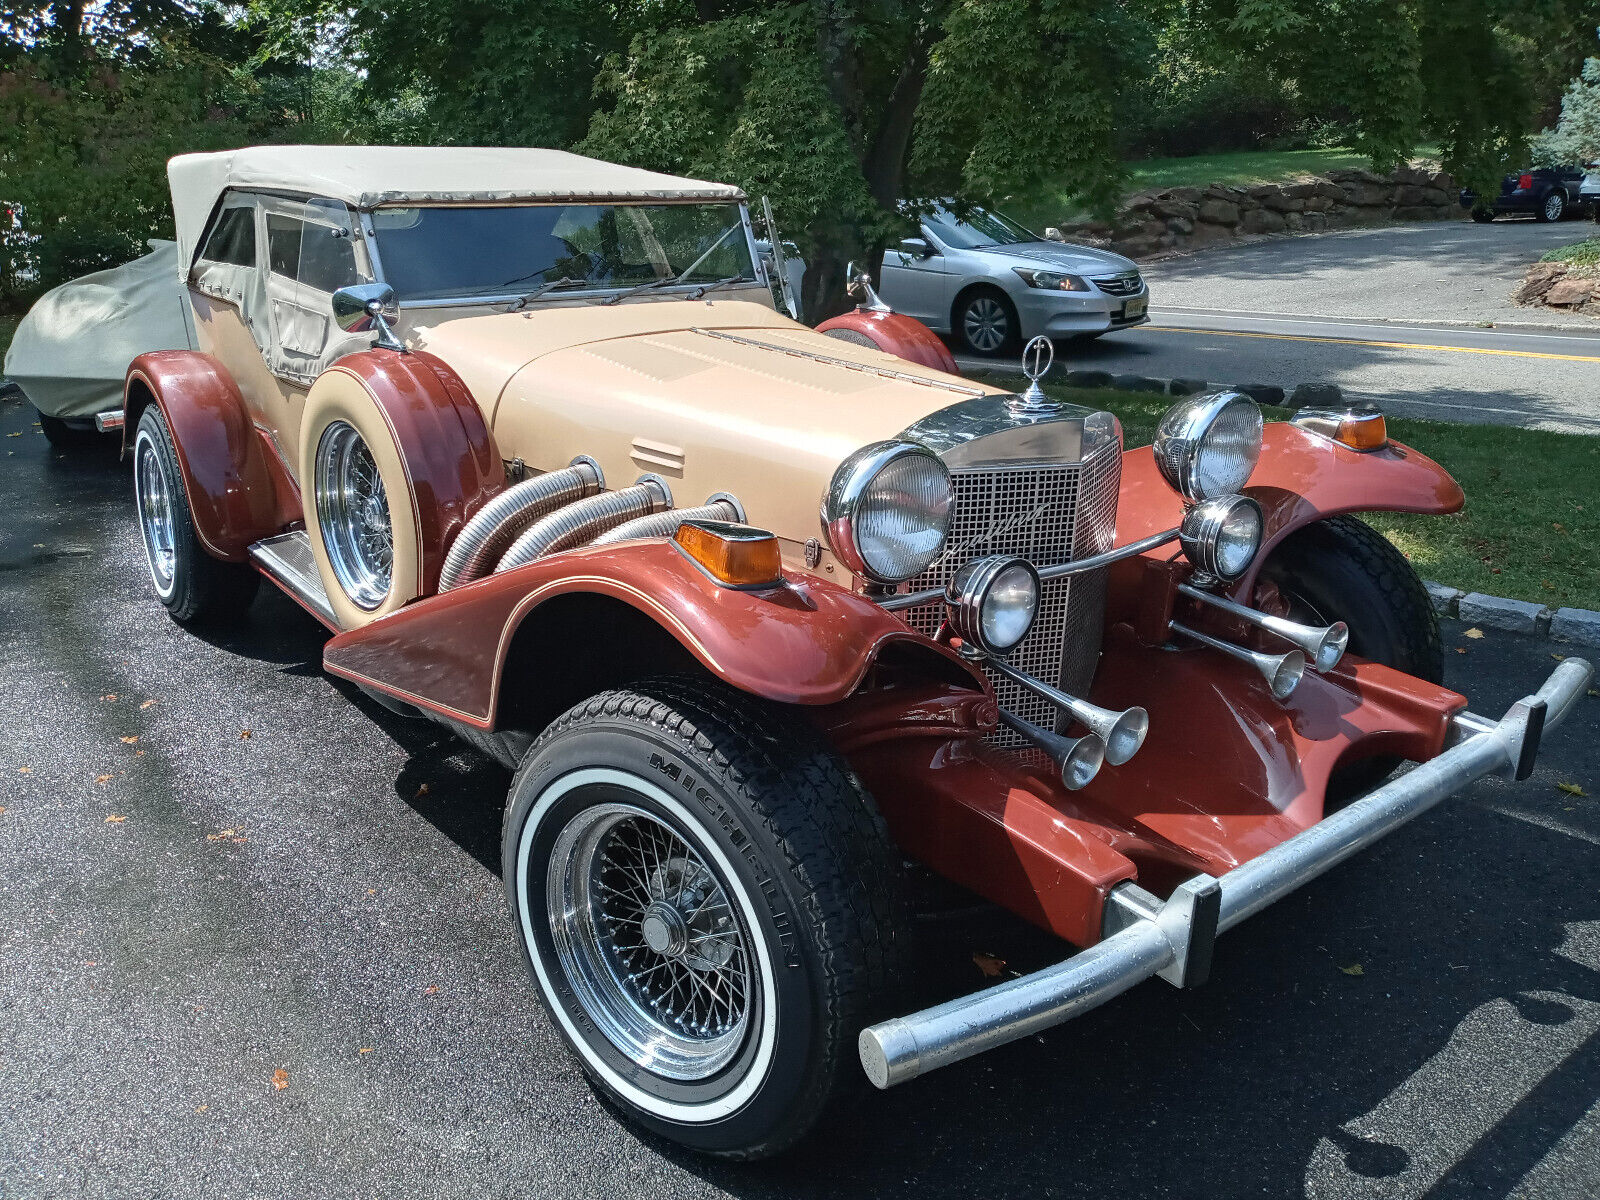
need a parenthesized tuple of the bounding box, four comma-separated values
(370, 203, 756, 302)
(923, 206, 1040, 250)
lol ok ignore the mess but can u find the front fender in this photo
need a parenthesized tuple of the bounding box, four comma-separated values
(321, 539, 987, 728)
(814, 310, 960, 374)
(1116, 422, 1464, 592)
(122, 351, 289, 561)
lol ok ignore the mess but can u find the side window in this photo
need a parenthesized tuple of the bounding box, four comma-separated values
(266, 214, 302, 278)
(266, 210, 360, 293)
(199, 206, 256, 267)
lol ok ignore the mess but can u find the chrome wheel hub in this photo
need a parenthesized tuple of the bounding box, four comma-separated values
(134, 430, 177, 598)
(964, 297, 1009, 352)
(548, 803, 751, 1079)
(314, 421, 392, 610)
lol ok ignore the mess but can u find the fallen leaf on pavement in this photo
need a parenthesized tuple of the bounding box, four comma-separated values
(423, 985, 439, 996)
(0, 806, 7, 814)
(271, 1069, 288, 1091)
(1340, 963, 1365, 976)
(102, 694, 117, 702)
(1457, 648, 1468, 655)
(120, 736, 139, 744)
(195, 1105, 208, 1113)
(1557, 782, 1587, 797)
(5, 432, 19, 438)
(973, 952, 1007, 978)
(1463, 628, 1484, 639)
(239, 729, 252, 740)
(206, 829, 237, 841)
(140, 699, 157, 710)
(104, 814, 125, 823)
(1552, 654, 1566, 662)
(415, 783, 429, 798)
(358, 1047, 372, 1055)
(95, 775, 113, 786)
(18, 766, 29, 774)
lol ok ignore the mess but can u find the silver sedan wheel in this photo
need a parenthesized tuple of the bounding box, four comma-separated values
(545, 801, 753, 1081)
(1544, 192, 1565, 221)
(962, 295, 1011, 353)
(314, 421, 392, 609)
(134, 428, 177, 600)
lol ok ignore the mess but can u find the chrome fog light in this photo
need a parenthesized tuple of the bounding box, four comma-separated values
(945, 555, 1040, 657)
(1179, 495, 1263, 583)
(1154, 391, 1264, 503)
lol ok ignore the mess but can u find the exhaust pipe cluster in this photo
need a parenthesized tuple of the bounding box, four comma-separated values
(437, 458, 748, 589)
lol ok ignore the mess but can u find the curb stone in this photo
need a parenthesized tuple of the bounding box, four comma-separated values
(956, 359, 1341, 405)
(1429, 583, 1600, 649)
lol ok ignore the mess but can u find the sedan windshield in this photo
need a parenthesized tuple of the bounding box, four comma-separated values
(370, 203, 755, 302)
(923, 206, 1040, 250)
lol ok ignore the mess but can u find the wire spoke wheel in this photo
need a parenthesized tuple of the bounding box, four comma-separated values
(547, 801, 752, 1081)
(962, 296, 1009, 353)
(134, 429, 177, 597)
(315, 420, 392, 609)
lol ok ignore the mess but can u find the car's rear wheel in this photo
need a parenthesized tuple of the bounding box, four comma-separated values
(1259, 515, 1442, 799)
(133, 406, 259, 623)
(955, 289, 1020, 357)
(1470, 208, 1495, 224)
(503, 676, 903, 1159)
(1538, 190, 1567, 222)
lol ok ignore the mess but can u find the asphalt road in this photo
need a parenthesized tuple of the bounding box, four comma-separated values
(959, 219, 1600, 432)
(4, 395, 1600, 1199)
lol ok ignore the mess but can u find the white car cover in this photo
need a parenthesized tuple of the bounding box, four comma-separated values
(4, 240, 197, 419)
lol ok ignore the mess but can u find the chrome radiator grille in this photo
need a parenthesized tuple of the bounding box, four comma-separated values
(902, 437, 1123, 746)
(1093, 272, 1143, 297)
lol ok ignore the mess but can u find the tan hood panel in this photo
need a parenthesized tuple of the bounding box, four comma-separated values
(420, 299, 1006, 553)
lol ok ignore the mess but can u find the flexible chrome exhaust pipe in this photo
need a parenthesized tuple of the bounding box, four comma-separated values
(591, 493, 746, 545)
(439, 457, 603, 591)
(988, 658, 1149, 766)
(494, 475, 673, 573)
(1170, 619, 1306, 701)
(998, 710, 1106, 791)
(1177, 582, 1348, 673)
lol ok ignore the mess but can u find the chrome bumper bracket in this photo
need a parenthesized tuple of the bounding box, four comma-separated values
(859, 657, 1594, 1090)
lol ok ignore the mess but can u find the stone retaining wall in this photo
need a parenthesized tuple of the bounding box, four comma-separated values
(1047, 165, 1461, 259)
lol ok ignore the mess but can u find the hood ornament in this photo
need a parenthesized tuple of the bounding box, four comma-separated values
(845, 260, 892, 314)
(1012, 335, 1059, 413)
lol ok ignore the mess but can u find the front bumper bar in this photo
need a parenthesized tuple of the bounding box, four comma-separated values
(859, 657, 1594, 1089)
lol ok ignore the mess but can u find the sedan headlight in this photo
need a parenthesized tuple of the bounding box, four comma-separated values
(1153, 391, 1264, 503)
(822, 441, 953, 584)
(945, 555, 1040, 657)
(1012, 267, 1089, 291)
(1179, 495, 1263, 582)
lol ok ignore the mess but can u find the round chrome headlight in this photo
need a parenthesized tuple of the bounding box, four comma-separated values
(945, 555, 1040, 657)
(822, 441, 953, 584)
(1179, 495, 1263, 582)
(1153, 392, 1264, 503)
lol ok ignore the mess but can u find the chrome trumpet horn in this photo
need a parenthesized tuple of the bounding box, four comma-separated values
(1177, 582, 1348, 673)
(1170, 619, 1306, 701)
(997, 710, 1107, 791)
(988, 656, 1149, 765)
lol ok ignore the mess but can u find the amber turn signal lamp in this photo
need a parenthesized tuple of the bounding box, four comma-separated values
(1291, 404, 1388, 452)
(674, 519, 784, 588)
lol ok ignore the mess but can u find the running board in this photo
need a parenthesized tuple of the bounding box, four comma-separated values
(249, 532, 337, 629)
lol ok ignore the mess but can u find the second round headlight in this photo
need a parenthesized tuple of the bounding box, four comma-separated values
(945, 555, 1041, 656)
(822, 441, 953, 584)
(1153, 391, 1264, 503)
(1179, 494, 1264, 582)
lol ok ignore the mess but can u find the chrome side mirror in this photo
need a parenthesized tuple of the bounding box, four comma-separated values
(844, 260, 891, 313)
(332, 282, 404, 352)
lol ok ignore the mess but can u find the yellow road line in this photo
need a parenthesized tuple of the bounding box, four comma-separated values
(1149, 324, 1600, 363)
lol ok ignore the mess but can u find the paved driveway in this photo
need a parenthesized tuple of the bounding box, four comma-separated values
(3, 397, 1598, 1199)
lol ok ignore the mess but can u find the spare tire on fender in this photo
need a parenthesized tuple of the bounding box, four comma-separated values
(298, 350, 501, 630)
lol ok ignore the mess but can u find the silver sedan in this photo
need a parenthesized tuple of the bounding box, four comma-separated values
(878, 205, 1149, 355)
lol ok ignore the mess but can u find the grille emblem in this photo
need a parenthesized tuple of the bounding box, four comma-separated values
(947, 498, 1054, 559)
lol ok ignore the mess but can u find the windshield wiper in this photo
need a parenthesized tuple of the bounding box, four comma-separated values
(508, 276, 587, 311)
(601, 221, 745, 305)
(687, 275, 751, 299)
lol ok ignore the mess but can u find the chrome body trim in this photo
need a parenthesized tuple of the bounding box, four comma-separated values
(690, 327, 987, 398)
(858, 657, 1595, 1089)
(95, 410, 125, 433)
(249, 531, 337, 628)
(900, 395, 1113, 468)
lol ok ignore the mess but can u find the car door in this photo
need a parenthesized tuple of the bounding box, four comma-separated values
(260, 197, 369, 385)
(878, 224, 952, 329)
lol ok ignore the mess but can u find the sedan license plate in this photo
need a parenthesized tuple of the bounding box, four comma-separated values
(1121, 296, 1147, 320)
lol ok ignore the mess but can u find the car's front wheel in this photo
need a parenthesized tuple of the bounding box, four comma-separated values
(955, 288, 1020, 356)
(132, 406, 259, 623)
(1538, 190, 1567, 222)
(503, 676, 902, 1159)
(1470, 207, 1495, 224)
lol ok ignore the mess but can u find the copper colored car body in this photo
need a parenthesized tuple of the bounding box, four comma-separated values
(121, 146, 1591, 1158)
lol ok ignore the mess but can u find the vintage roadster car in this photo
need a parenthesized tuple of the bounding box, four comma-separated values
(123, 146, 1590, 1159)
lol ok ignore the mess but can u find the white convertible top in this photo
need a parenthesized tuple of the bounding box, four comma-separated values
(168, 145, 747, 268)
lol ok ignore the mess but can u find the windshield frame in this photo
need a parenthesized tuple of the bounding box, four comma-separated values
(357, 200, 768, 310)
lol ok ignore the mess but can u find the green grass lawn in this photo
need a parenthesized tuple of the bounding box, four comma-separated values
(996, 379, 1600, 613)
(1006, 145, 1439, 232)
